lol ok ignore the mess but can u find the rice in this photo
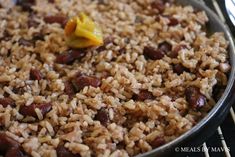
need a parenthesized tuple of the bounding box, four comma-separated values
(0, 0, 231, 156)
(35, 108, 43, 120)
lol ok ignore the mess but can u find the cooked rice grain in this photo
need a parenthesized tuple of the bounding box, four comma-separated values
(0, 0, 231, 156)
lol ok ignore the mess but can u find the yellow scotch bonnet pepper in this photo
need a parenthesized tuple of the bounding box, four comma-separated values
(64, 13, 103, 48)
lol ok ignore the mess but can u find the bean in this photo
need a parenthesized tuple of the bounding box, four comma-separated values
(48, 0, 54, 3)
(167, 50, 178, 58)
(0, 133, 20, 153)
(64, 81, 75, 97)
(158, 41, 172, 53)
(151, 0, 165, 13)
(155, 15, 160, 21)
(56, 145, 80, 157)
(132, 90, 155, 101)
(19, 103, 52, 118)
(0, 134, 28, 157)
(94, 108, 109, 126)
(185, 86, 206, 109)
(0, 98, 15, 108)
(44, 15, 68, 28)
(30, 69, 43, 81)
(150, 136, 166, 148)
(56, 49, 86, 64)
(168, 17, 179, 26)
(143, 46, 165, 60)
(15, 0, 35, 12)
(173, 64, 188, 75)
(168, 44, 187, 58)
(70, 50, 86, 61)
(56, 53, 74, 64)
(5, 147, 25, 157)
(71, 74, 101, 92)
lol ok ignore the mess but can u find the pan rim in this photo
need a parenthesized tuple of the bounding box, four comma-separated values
(137, 0, 235, 156)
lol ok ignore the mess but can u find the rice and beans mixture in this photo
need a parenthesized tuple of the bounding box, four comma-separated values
(0, 0, 231, 156)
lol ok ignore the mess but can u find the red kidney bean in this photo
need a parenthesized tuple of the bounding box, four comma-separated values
(19, 103, 52, 118)
(168, 44, 187, 58)
(151, 0, 165, 13)
(0, 98, 15, 108)
(173, 64, 188, 75)
(94, 108, 109, 126)
(168, 17, 179, 26)
(56, 53, 74, 64)
(0, 134, 28, 157)
(185, 86, 206, 109)
(158, 41, 172, 53)
(18, 38, 33, 47)
(48, 0, 54, 3)
(155, 15, 160, 21)
(56, 49, 86, 64)
(143, 46, 165, 60)
(5, 147, 25, 157)
(0, 133, 20, 153)
(71, 74, 101, 92)
(44, 15, 68, 28)
(64, 81, 75, 97)
(70, 50, 86, 61)
(30, 69, 43, 81)
(132, 90, 155, 101)
(15, 0, 35, 12)
(168, 50, 178, 58)
(150, 136, 166, 148)
(56, 145, 80, 157)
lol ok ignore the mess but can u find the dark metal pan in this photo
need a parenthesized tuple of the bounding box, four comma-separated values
(138, 0, 235, 156)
